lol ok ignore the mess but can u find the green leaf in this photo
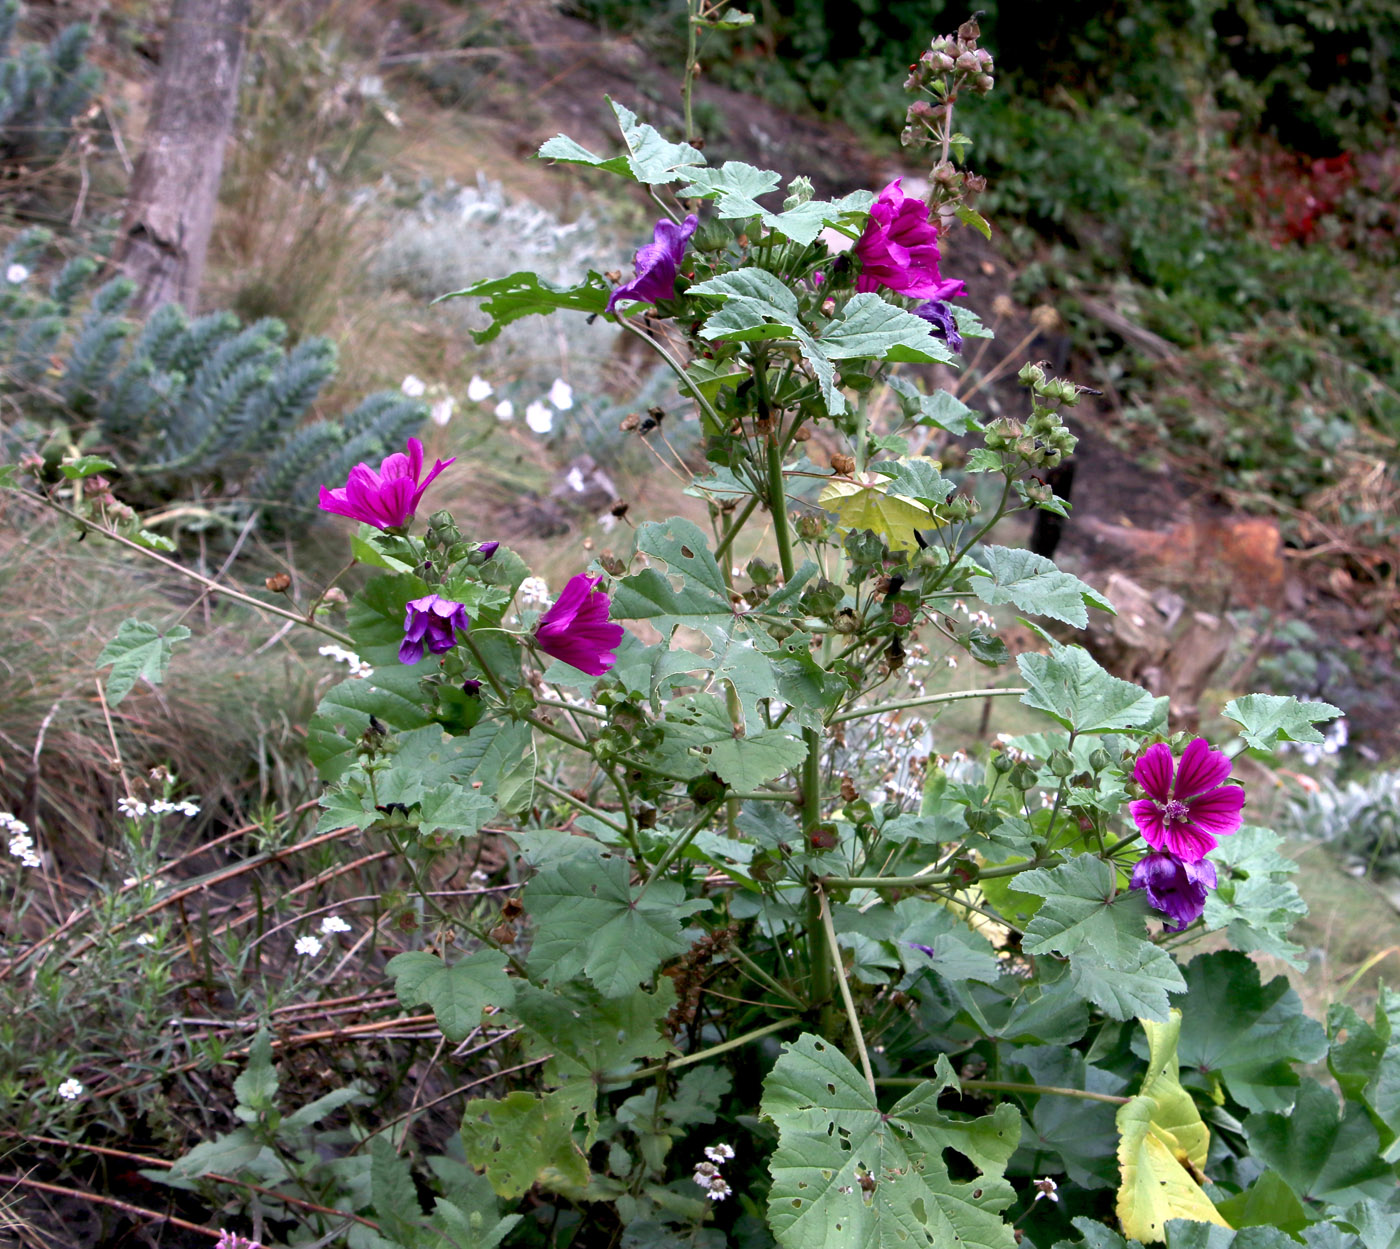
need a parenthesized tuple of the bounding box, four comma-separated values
(1052, 1219, 1140, 1249)
(956, 203, 993, 239)
(1017, 643, 1160, 734)
(1170, 951, 1327, 1113)
(663, 692, 808, 788)
(281, 1085, 366, 1132)
(1008, 1045, 1125, 1188)
(820, 293, 953, 365)
(59, 454, 115, 479)
(415, 785, 498, 842)
(1165, 1224, 1297, 1249)
(461, 1089, 591, 1199)
(1328, 987, 1400, 1162)
(387, 948, 515, 1041)
(762, 1036, 1020, 1249)
(523, 844, 709, 997)
(694, 6, 755, 27)
(611, 516, 732, 645)
(167, 1127, 262, 1180)
(1201, 827, 1308, 970)
(538, 98, 705, 185)
(971, 547, 1115, 629)
(1244, 1078, 1397, 1205)
(1223, 693, 1342, 750)
(232, 1028, 279, 1114)
(886, 376, 980, 433)
(97, 618, 191, 706)
(895, 899, 1002, 983)
(871, 457, 956, 508)
(371, 1135, 423, 1239)
(676, 160, 781, 215)
(1017, 857, 1185, 1021)
(761, 189, 876, 246)
(1213, 1171, 1311, 1235)
(434, 269, 611, 343)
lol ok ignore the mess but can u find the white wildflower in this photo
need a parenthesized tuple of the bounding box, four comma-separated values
(0, 812, 29, 836)
(6, 263, 29, 284)
(117, 797, 149, 820)
(467, 374, 494, 402)
(525, 401, 554, 434)
(693, 1162, 719, 1186)
(1033, 1176, 1059, 1203)
(517, 576, 552, 608)
(8, 832, 40, 868)
(565, 466, 587, 493)
(294, 935, 323, 957)
(494, 399, 514, 421)
(946, 655, 958, 669)
(133, 932, 158, 947)
(57, 1078, 84, 1101)
(400, 374, 427, 398)
(706, 1176, 731, 1201)
(318, 644, 372, 678)
(430, 396, 455, 427)
(548, 378, 574, 410)
(704, 1144, 735, 1162)
(319, 915, 352, 935)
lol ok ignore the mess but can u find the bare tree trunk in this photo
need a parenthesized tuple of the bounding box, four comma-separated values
(114, 0, 251, 313)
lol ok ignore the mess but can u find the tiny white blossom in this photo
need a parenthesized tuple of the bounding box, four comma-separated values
(123, 875, 140, 888)
(494, 399, 514, 421)
(117, 797, 149, 820)
(467, 375, 494, 402)
(430, 396, 455, 427)
(8, 832, 40, 867)
(704, 1143, 735, 1162)
(706, 1176, 731, 1201)
(470, 869, 490, 883)
(693, 1162, 719, 1185)
(400, 374, 426, 398)
(517, 576, 552, 608)
(0, 812, 28, 835)
(6, 263, 29, 284)
(525, 401, 554, 434)
(319, 915, 352, 935)
(564, 466, 587, 493)
(1033, 1176, 1059, 1203)
(294, 935, 323, 957)
(133, 932, 158, 947)
(946, 655, 958, 669)
(57, 1078, 84, 1101)
(548, 378, 574, 410)
(318, 644, 372, 678)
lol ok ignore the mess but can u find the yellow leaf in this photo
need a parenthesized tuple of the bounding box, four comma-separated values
(1115, 1009, 1230, 1242)
(818, 470, 946, 551)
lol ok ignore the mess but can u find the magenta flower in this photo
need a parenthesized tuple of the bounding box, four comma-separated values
(400, 594, 469, 665)
(1130, 851, 1217, 932)
(1129, 738, 1245, 861)
(607, 215, 699, 313)
(215, 1234, 261, 1249)
(318, 438, 454, 531)
(913, 299, 963, 353)
(854, 179, 966, 300)
(533, 574, 625, 676)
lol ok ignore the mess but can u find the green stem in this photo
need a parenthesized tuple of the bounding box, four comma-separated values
(682, 0, 700, 144)
(829, 687, 1028, 725)
(601, 1018, 798, 1086)
(819, 886, 875, 1093)
(535, 776, 628, 836)
(617, 320, 723, 431)
(824, 856, 1054, 891)
(462, 631, 509, 703)
(534, 696, 606, 719)
(767, 429, 798, 582)
(874, 1077, 1128, 1105)
(728, 944, 806, 1009)
(638, 801, 722, 896)
(713, 496, 760, 564)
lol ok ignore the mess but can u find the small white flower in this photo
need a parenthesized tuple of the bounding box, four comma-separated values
(470, 869, 490, 883)
(8, 832, 40, 867)
(565, 466, 586, 493)
(117, 797, 149, 820)
(319, 915, 352, 935)
(548, 378, 574, 410)
(494, 399, 514, 421)
(133, 932, 158, 947)
(1033, 1176, 1059, 1203)
(319, 644, 372, 678)
(693, 1162, 719, 1185)
(294, 935, 323, 957)
(6, 263, 29, 284)
(706, 1176, 731, 1201)
(149, 766, 172, 783)
(57, 1078, 84, 1101)
(525, 401, 554, 434)
(400, 374, 427, 398)
(704, 1143, 735, 1162)
(517, 576, 552, 608)
(430, 396, 455, 427)
(467, 374, 494, 402)
(946, 655, 958, 669)
(0, 812, 28, 835)
(598, 512, 618, 533)
(123, 875, 140, 888)
(175, 801, 200, 817)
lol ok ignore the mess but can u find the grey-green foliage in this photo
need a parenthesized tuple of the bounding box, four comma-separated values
(0, 228, 427, 521)
(0, 0, 101, 162)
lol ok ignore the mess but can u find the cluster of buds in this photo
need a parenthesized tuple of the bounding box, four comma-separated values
(980, 368, 1080, 471)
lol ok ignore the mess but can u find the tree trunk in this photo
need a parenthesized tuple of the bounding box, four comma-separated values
(114, 0, 251, 313)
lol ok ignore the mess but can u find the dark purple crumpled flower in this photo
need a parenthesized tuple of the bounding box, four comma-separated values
(607, 215, 699, 313)
(913, 300, 963, 353)
(399, 594, 469, 665)
(534, 574, 625, 676)
(318, 438, 453, 531)
(1130, 850, 1217, 932)
(854, 179, 966, 300)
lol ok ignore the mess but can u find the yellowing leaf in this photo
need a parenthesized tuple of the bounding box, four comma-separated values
(818, 466, 947, 551)
(1116, 1009, 1230, 1242)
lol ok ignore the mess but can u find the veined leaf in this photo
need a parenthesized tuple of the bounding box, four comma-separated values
(434, 270, 611, 343)
(1018, 643, 1161, 734)
(97, 618, 191, 706)
(387, 948, 515, 1041)
(460, 1088, 591, 1199)
(1223, 693, 1342, 750)
(819, 474, 946, 550)
(971, 546, 1115, 629)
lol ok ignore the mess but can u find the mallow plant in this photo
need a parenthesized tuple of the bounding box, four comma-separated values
(6, 10, 1394, 1249)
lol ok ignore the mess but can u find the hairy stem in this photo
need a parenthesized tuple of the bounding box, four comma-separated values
(829, 686, 1028, 725)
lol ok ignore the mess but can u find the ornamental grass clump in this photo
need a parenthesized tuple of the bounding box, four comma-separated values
(0, 7, 1375, 1247)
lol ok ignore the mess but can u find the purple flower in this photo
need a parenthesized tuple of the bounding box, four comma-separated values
(462, 679, 482, 696)
(319, 438, 454, 531)
(607, 215, 699, 313)
(854, 179, 966, 301)
(534, 574, 625, 676)
(1130, 850, 1217, 932)
(215, 1234, 261, 1249)
(1129, 738, 1245, 862)
(399, 594, 469, 665)
(476, 541, 499, 561)
(913, 300, 963, 353)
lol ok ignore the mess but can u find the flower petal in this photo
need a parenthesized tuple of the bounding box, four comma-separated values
(1132, 743, 1175, 803)
(1159, 824, 1218, 862)
(1173, 736, 1233, 800)
(1129, 798, 1167, 848)
(1185, 784, 1245, 836)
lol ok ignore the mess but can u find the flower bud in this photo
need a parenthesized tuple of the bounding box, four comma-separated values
(992, 753, 1014, 774)
(784, 175, 815, 209)
(796, 513, 826, 540)
(1009, 763, 1039, 790)
(1017, 362, 1047, 388)
(833, 607, 863, 635)
(1048, 750, 1076, 778)
(1088, 748, 1113, 772)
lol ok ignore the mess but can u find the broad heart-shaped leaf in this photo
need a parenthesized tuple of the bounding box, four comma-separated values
(1212, 1171, 1311, 1236)
(1201, 826, 1308, 970)
(820, 293, 955, 365)
(870, 457, 956, 509)
(1328, 986, 1400, 1163)
(676, 160, 782, 215)
(1116, 1092, 1229, 1243)
(1017, 857, 1185, 1021)
(662, 691, 808, 788)
(758, 189, 877, 246)
(537, 98, 705, 184)
(762, 1036, 1020, 1249)
(523, 843, 709, 997)
(97, 618, 191, 706)
(819, 476, 946, 550)
(414, 785, 498, 842)
(387, 948, 514, 1042)
(434, 269, 611, 343)
(1052, 1218, 1142, 1249)
(1167, 951, 1327, 1113)
(1243, 1078, 1398, 1206)
(1006, 1045, 1125, 1189)
(610, 516, 732, 646)
(1165, 1225, 1299, 1249)
(1018, 643, 1161, 734)
(971, 546, 1116, 629)
(1223, 693, 1342, 750)
(460, 1088, 591, 1199)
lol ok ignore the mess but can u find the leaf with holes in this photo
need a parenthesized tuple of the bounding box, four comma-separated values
(762, 1034, 1020, 1249)
(435, 270, 612, 343)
